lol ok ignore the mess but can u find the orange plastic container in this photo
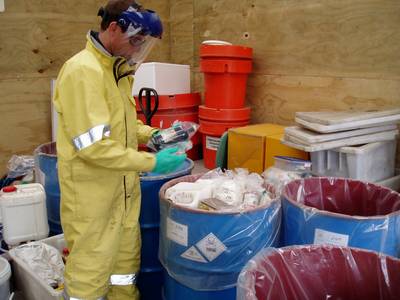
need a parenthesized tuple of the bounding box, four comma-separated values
(199, 106, 251, 169)
(200, 44, 253, 59)
(135, 93, 202, 160)
(200, 44, 253, 109)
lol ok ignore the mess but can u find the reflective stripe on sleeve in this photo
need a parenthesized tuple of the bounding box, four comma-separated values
(110, 273, 137, 285)
(72, 124, 111, 151)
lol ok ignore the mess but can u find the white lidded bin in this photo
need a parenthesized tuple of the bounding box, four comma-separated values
(311, 140, 397, 182)
(0, 183, 49, 246)
(0, 256, 11, 300)
(132, 62, 190, 95)
(10, 234, 65, 300)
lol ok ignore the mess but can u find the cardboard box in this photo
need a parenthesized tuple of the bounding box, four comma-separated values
(228, 124, 309, 173)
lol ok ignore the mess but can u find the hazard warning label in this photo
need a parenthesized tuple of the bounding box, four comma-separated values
(181, 246, 207, 263)
(196, 233, 227, 262)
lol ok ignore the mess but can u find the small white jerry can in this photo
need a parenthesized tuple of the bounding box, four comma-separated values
(0, 183, 49, 246)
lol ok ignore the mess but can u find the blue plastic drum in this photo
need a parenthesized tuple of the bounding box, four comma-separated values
(281, 177, 400, 257)
(138, 159, 194, 300)
(159, 174, 281, 300)
(35, 142, 62, 235)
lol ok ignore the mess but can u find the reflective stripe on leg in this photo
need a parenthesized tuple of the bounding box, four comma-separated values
(64, 289, 106, 300)
(70, 298, 106, 300)
(110, 273, 137, 285)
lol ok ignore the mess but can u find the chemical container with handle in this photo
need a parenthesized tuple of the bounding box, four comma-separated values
(0, 183, 49, 246)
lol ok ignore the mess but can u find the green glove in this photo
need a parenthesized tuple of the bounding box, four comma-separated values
(152, 147, 187, 174)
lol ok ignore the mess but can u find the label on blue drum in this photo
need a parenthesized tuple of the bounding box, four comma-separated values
(196, 232, 227, 262)
(314, 228, 349, 247)
(181, 246, 207, 263)
(167, 217, 188, 246)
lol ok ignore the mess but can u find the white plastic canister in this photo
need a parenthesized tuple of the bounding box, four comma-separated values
(0, 183, 49, 246)
(0, 256, 11, 300)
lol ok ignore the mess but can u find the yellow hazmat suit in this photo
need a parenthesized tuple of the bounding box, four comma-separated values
(53, 32, 157, 300)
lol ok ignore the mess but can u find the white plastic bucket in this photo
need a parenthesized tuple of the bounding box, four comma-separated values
(0, 256, 11, 300)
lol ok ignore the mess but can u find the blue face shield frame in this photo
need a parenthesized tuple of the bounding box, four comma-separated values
(117, 7, 163, 38)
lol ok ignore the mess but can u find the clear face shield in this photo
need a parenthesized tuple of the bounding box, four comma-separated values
(117, 7, 163, 67)
(124, 24, 159, 67)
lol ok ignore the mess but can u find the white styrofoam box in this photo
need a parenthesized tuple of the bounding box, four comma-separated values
(0, 183, 49, 246)
(9, 234, 65, 300)
(311, 140, 397, 182)
(132, 62, 190, 95)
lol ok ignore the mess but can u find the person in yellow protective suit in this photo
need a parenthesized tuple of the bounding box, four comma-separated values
(53, 1, 186, 299)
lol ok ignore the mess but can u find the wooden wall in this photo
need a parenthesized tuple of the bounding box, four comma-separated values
(1, 0, 400, 173)
(170, 0, 400, 166)
(0, 0, 170, 174)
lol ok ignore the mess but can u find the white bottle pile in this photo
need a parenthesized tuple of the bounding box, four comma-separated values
(262, 156, 312, 194)
(165, 169, 274, 212)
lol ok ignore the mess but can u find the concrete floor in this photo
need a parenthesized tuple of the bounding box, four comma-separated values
(192, 159, 210, 175)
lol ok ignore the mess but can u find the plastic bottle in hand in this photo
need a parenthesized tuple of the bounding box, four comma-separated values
(150, 122, 199, 151)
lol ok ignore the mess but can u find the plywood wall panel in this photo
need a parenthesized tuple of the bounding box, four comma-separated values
(193, 0, 400, 79)
(0, 77, 52, 174)
(7, 0, 168, 16)
(142, 0, 170, 19)
(4, 0, 104, 14)
(169, 0, 195, 91)
(170, 0, 194, 66)
(193, 71, 204, 101)
(0, 14, 98, 78)
(247, 74, 400, 125)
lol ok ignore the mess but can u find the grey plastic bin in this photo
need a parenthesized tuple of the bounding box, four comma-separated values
(10, 234, 65, 300)
(311, 140, 396, 182)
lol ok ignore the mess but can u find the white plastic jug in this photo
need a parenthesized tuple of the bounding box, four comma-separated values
(0, 183, 49, 246)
